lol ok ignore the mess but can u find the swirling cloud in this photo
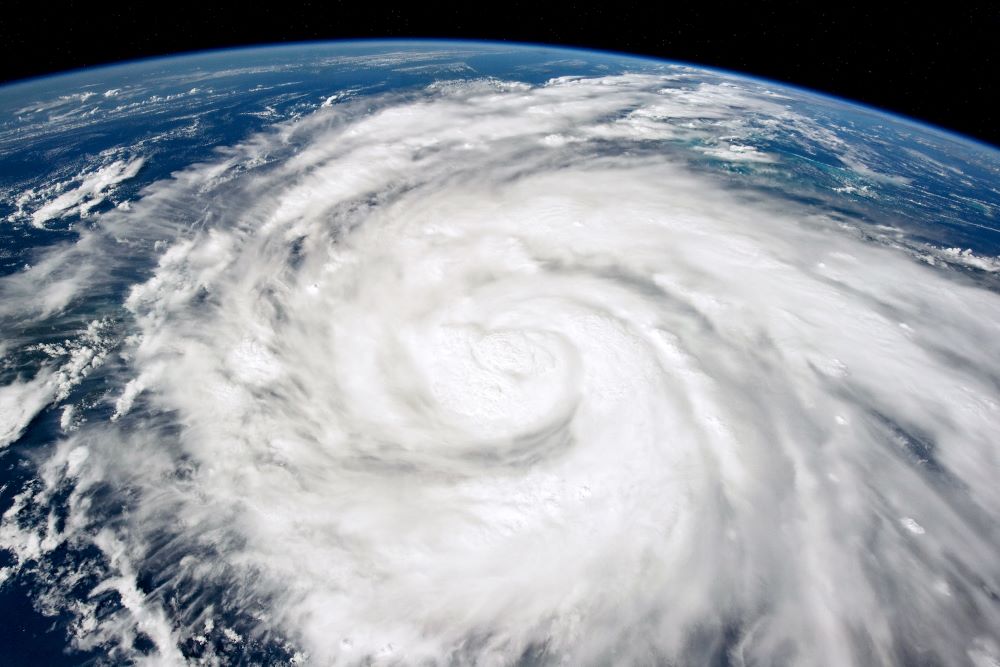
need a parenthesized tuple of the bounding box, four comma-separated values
(2, 72, 1000, 666)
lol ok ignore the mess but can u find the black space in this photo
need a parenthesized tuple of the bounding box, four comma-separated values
(2, 1, 998, 147)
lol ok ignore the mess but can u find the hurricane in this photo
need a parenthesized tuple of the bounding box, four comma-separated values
(2, 51, 999, 666)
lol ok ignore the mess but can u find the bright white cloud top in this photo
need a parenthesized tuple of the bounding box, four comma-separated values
(0, 45, 999, 666)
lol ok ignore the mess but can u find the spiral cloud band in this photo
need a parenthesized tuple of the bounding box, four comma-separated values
(2, 72, 1000, 665)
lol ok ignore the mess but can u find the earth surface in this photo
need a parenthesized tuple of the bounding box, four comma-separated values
(1, 41, 999, 666)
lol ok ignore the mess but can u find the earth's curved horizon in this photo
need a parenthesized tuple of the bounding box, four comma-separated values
(7, 39, 997, 153)
(1, 40, 998, 666)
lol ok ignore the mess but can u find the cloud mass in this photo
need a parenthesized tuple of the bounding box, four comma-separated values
(1, 68, 1000, 666)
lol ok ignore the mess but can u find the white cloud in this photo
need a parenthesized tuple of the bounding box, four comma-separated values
(0, 318, 114, 449)
(1, 71, 999, 666)
(939, 246, 1000, 272)
(0, 370, 55, 448)
(9, 156, 145, 228)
